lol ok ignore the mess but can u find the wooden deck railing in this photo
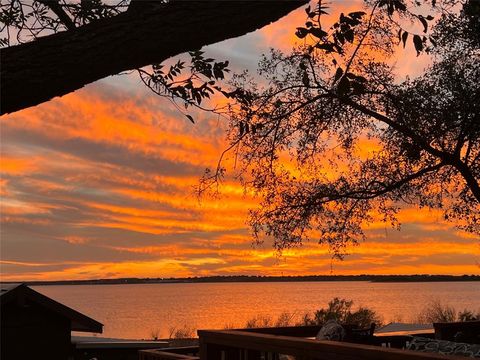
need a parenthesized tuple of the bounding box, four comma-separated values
(239, 325, 322, 337)
(139, 324, 477, 360)
(197, 330, 468, 360)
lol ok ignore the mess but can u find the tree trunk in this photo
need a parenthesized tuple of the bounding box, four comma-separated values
(0, 1, 306, 115)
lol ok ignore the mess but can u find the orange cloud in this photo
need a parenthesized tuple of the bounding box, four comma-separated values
(1, 155, 39, 175)
(1, 3, 478, 281)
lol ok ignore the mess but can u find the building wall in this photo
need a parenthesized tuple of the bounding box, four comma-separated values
(1, 300, 72, 360)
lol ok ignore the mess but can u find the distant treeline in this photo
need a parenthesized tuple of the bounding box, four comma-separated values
(10, 274, 480, 286)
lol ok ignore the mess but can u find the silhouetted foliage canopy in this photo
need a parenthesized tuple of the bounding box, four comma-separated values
(302, 298, 382, 328)
(199, 0, 480, 257)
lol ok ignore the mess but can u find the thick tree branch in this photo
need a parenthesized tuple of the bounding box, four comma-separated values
(311, 162, 446, 204)
(0, 0, 307, 115)
(339, 97, 442, 157)
(340, 97, 480, 202)
(453, 159, 480, 203)
(260, 162, 446, 221)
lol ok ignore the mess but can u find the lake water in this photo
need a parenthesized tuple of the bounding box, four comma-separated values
(33, 281, 480, 340)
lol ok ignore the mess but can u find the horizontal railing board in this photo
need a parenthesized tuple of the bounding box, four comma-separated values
(159, 346, 199, 354)
(238, 325, 321, 337)
(198, 330, 468, 360)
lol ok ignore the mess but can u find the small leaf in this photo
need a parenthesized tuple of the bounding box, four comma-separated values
(344, 29, 354, 43)
(348, 11, 366, 19)
(295, 27, 309, 39)
(334, 67, 344, 81)
(334, 43, 344, 54)
(419, 16, 428, 33)
(310, 27, 328, 38)
(413, 34, 423, 55)
(335, 32, 345, 44)
(394, 0, 407, 11)
(402, 31, 408, 47)
(302, 72, 310, 87)
(346, 72, 356, 79)
(387, 2, 394, 15)
(316, 43, 335, 52)
(185, 114, 195, 124)
(355, 75, 367, 83)
(337, 76, 350, 96)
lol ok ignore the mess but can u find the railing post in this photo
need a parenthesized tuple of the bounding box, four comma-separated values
(245, 349, 262, 360)
(223, 346, 241, 360)
(199, 336, 222, 360)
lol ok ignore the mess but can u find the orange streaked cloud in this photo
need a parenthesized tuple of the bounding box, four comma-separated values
(1, 2, 479, 282)
(1, 155, 40, 175)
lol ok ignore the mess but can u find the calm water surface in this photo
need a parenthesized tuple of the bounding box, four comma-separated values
(34, 281, 480, 339)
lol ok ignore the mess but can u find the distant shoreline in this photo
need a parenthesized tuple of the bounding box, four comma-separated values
(5, 274, 480, 286)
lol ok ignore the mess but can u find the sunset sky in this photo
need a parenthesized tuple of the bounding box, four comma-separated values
(1, 2, 479, 281)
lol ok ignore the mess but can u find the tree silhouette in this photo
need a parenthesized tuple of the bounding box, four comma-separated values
(201, 0, 480, 256)
(0, 0, 306, 115)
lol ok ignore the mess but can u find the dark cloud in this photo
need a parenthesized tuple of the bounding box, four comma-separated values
(1, 126, 203, 178)
(0, 225, 156, 263)
(0, 261, 82, 275)
(365, 223, 476, 244)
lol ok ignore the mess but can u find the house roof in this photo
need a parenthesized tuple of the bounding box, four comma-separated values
(376, 322, 433, 335)
(72, 335, 169, 349)
(0, 283, 103, 333)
